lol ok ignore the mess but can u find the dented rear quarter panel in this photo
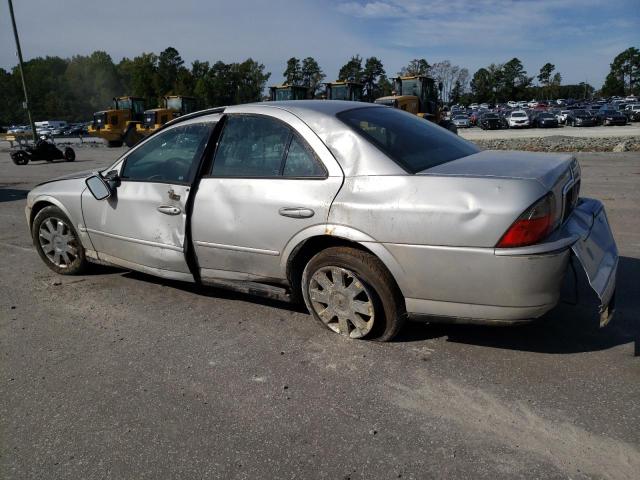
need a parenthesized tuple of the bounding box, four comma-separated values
(328, 174, 547, 248)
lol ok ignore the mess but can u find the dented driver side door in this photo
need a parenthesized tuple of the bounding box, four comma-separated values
(81, 122, 214, 276)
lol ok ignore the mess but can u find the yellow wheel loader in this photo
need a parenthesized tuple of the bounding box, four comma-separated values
(88, 97, 145, 147)
(374, 76, 457, 133)
(324, 81, 364, 101)
(136, 96, 198, 138)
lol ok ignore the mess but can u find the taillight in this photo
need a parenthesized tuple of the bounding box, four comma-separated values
(496, 194, 555, 248)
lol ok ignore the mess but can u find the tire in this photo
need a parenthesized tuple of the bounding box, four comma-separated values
(107, 140, 123, 148)
(32, 206, 88, 275)
(11, 151, 29, 165)
(63, 147, 75, 161)
(124, 127, 138, 148)
(301, 247, 405, 341)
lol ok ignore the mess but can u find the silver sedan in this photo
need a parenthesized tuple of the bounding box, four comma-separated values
(25, 101, 618, 341)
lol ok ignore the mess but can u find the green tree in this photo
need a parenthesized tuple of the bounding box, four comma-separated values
(156, 47, 185, 95)
(450, 80, 463, 104)
(602, 47, 640, 96)
(537, 63, 555, 86)
(470, 67, 493, 102)
(501, 58, 530, 100)
(338, 55, 363, 82)
(362, 56, 385, 101)
(65, 51, 121, 119)
(301, 57, 324, 96)
(117, 53, 159, 107)
(283, 57, 302, 85)
(399, 58, 430, 76)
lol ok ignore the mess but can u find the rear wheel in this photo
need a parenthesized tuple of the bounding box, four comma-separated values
(302, 247, 405, 341)
(63, 147, 75, 162)
(32, 206, 88, 275)
(11, 151, 29, 165)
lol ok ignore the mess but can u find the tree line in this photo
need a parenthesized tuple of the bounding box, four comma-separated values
(0, 47, 270, 125)
(1, 46, 636, 125)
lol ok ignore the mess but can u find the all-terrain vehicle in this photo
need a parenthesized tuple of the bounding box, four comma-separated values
(10, 137, 75, 165)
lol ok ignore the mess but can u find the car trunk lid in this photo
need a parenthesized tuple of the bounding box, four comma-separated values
(418, 150, 574, 189)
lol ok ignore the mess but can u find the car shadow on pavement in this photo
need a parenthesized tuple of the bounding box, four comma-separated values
(0, 187, 28, 203)
(398, 255, 639, 355)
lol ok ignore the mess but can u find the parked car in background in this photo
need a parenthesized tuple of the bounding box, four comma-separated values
(478, 112, 502, 130)
(24, 101, 618, 341)
(624, 104, 640, 122)
(506, 110, 530, 128)
(507, 100, 518, 108)
(556, 110, 571, 124)
(532, 112, 559, 128)
(595, 109, 627, 126)
(451, 114, 471, 128)
(565, 110, 597, 127)
(7, 126, 27, 134)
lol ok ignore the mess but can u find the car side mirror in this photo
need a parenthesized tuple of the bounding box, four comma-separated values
(85, 175, 111, 200)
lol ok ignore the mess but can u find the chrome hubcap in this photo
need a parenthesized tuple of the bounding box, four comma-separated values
(308, 266, 375, 338)
(38, 217, 77, 268)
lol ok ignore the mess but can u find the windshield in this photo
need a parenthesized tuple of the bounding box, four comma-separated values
(399, 78, 420, 96)
(483, 114, 499, 119)
(511, 112, 527, 118)
(337, 107, 479, 174)
(453, 115, 467, 120)
(116, 98, 131, 110)
(275, 89, 293, 101)
(330, 85, 348, 100)
(166, 97, 183, 110)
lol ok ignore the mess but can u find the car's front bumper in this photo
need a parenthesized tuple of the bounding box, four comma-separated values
(386, 198, 618, 324)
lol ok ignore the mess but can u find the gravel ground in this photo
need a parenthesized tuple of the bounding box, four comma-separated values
(1, 147, 639, 479)
(472, 135, 640, 152)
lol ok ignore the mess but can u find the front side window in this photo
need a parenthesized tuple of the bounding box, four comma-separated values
(211, 115, 325, 178)
(338, 107, 478, 174)
(121, 123, 213, 183)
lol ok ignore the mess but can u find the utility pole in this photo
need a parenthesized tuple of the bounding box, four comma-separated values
(7, 0, 37, 143)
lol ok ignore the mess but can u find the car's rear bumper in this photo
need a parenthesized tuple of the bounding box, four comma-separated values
(385, 198, 617, 325)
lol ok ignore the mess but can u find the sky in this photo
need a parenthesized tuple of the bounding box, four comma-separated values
(1, 0, 638, 89)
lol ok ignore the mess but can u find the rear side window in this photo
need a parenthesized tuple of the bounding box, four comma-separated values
(212, 115, 290, 177)
(337, 107, 478, 174)
(211, 115, 326, 178)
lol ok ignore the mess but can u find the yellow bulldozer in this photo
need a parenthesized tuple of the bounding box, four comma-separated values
(136, 96, 198, 137)
(269, 84, 310, 101)
(374, 76, 457, 133)
(324, 81, 364, 101)
(88, 96, 146, 147)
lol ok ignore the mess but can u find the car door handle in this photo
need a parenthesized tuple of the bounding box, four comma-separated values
(157, 205, 181, 215)
(278, 207, 315, 219)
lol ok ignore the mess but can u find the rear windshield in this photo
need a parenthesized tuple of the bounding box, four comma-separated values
(337, 107, 478, 174)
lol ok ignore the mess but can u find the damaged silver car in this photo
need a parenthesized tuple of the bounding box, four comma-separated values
(25, 101, 618, 341)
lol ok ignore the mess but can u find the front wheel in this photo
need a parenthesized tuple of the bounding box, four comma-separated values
(107, 140, 123, 148)
(11, 151, 29, 165)
(302, 247, 405, 341)
(32, 206, 88, 275)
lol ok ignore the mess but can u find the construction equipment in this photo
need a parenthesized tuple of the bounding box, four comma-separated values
(374, 76, 457, 133)
(324, 81, 364, 101)
(88, 96, 145, 147)
(136, 96, 198, 137)
(269, 85, 309, 101)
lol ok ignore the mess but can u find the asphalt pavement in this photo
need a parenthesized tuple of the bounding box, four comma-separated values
(1, 145, 639, 479)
